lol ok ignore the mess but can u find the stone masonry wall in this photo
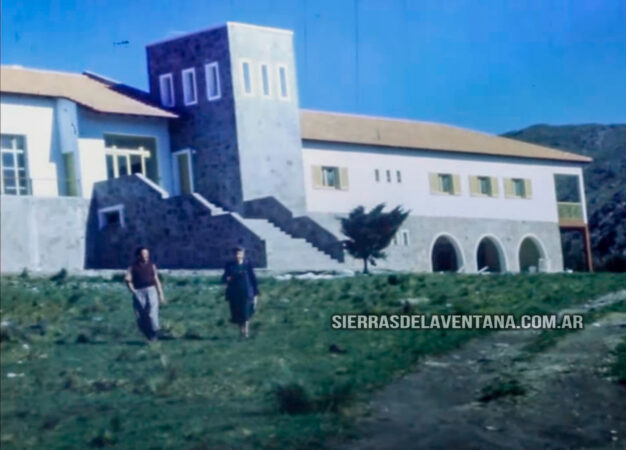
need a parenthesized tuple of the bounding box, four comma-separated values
(146, 26, 244, 212)
(89, 175, 265, 269)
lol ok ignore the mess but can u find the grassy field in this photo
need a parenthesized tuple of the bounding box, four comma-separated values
(1, 272, 625, 449)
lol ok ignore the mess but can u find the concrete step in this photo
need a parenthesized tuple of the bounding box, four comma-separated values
(192, 194, 344, 271)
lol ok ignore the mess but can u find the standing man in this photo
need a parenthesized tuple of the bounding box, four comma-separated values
(221, 247, 259, 338)
(125, 247, 165, 341)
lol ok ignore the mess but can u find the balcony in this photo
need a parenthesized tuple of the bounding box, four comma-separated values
(557, 202, 584, 226)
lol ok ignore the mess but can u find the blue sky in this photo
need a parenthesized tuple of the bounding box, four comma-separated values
(2, 0, 625, 133)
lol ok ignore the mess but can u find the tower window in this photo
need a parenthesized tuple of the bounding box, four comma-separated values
(205, 62, 221, 101)
(260, 63, 271, 97)
(241, 60, 253, 95)
(277, 64, 289, 100)
(182, 68, 197, 106)
(159, 73, 174, 107)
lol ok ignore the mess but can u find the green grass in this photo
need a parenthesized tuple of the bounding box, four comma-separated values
(610, 337, 626, 385)
(1, 272, 624, 449)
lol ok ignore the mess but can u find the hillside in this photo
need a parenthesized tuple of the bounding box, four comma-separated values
(503, 124, 626, 271)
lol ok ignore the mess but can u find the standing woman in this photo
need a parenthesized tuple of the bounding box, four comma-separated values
(125, 247, 166, 341)
(221, 247, 259, 338)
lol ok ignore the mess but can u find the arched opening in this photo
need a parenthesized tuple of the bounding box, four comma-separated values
(431, 235, 463, 272)
(519, 237, 545, 273)
(476, 237, 505, 273)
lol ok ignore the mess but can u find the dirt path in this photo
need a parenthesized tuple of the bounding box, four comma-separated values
(337, 291, 626, 450)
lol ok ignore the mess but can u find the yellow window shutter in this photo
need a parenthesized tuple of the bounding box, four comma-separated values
(490, 177, 499, 197)
(452, 174, 461, 195)
(524, 179, 532, 198)
(469, 176, 479, 196)
(504, 178, 513, 198)
(339, 167, 349, 190)
(312, 165, 323, 188)
(429, 173, 439, 193)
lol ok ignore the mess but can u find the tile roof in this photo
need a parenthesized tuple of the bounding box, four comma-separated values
(1, 66, 177, 118)
(300, 110, 591, 163)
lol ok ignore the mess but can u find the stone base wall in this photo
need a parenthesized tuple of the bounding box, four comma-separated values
(90, 175, 266, 269)
(0, 195, 91, 274)
(308, 212, 564, 273)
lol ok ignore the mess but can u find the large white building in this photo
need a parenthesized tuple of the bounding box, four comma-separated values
(0, 22, 593, 273)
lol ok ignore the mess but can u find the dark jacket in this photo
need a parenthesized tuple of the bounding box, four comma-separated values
(221, 260, 259, 301)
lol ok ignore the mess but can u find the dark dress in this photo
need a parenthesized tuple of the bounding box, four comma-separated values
(222, 260, 259, 325)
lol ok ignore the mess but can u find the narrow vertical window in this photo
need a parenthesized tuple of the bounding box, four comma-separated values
(386, 170, 391, 182)
(182, 68, 197, 106)
(402, 230, 410, 246)
(396, 170, 402, 183)
(159, 73, 174, 107)
(205, 62, 221, 101)
(260, 63, 271, 97)
(374, 169, 380, 182)
(63, 153, 78, 196)
(277, 64, 289, 100)
(241, 60, 252, 95)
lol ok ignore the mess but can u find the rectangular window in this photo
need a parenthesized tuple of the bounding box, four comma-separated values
(159, 73, 174, 107)
(322, 166, 339, 188)
(205, 62, 221, 101)
(260, 63, 271, 97)
(1, 134, 29, 195)
(386, 170, 391, 182)
(478, 176, 491, 195)
(104, 135, 158, 183)
(182, 68, 197, 106)
(277, 64, 289, 100)
(397, 170, 402, 183)
(439, 174, 454, 194)
(401, 229, 410, 246)
(375, 169, 380, 182)
(97, 204, 125, 230)
(513, 178, 525, 197)
(392, 234, 398, 246)
(241, 60, 253, 95)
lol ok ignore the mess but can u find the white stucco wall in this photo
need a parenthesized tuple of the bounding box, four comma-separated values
(77, 108, 173, 198)
(0, 95, 60, 196)
(302, 140, 587, 223)
(0, 93, 174, 199)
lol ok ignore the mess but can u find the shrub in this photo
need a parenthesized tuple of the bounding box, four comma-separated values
(274, 383, 312, 414)
(479, 377, 526, 402)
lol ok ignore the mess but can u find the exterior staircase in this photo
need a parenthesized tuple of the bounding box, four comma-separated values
(192, 194, 345, 271)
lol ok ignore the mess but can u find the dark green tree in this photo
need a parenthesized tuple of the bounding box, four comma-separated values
(340, 204, 410, 274)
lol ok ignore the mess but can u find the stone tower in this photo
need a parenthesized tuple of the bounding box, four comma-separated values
(146, 22, 306, 215)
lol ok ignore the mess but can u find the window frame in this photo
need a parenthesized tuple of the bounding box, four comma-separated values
(240, 59, 254, 96)
(374, 169, 380, 182)
(259, 62, 271, 98)
(181, 67, 198, 106)
(439, 173, 454, 194)
(205, 62, 221, 101)
(97, 204, 126, 230)
(512, 178, 525, 198)
(321, 166, 340, 189)
(104, 134, 158, 183)
(478, 176, 492, 196)
(276, 64, 290, 100)
(396, 170, 402, 183)
(158, 73, 175, 107)
(1, 134, 30, 196)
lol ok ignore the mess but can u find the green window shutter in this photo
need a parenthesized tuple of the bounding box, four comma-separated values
(469, 176, 479, 196)
(312, 166, 323, 188)
(504, 178, 514, 198)
(429, 173, 439, 193)
(339, 167, 349, 190)
(490, 177, 499, 197)
(452, 174, 461, 195)
(524, 179, 532, 198)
